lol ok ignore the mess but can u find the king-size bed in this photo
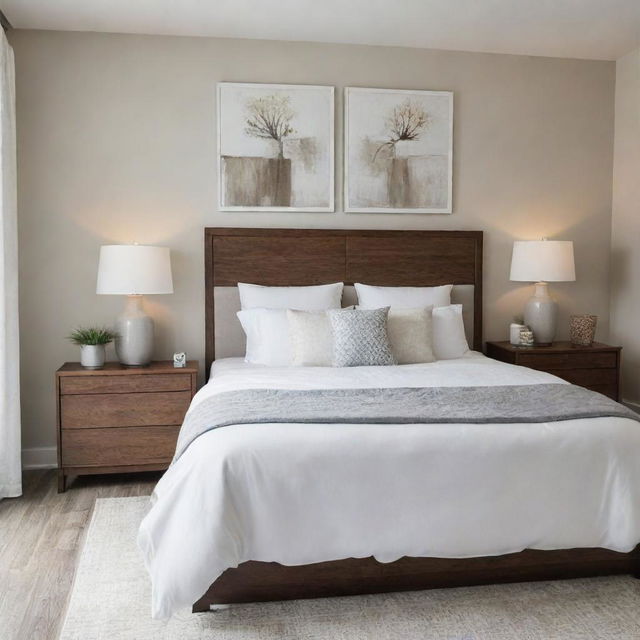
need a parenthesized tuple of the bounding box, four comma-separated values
(137, 228, 640, 619)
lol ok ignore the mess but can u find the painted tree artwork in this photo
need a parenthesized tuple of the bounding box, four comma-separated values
(345, 88, 453, 213)
(218, 83, 334, 212)
(245, 94, 295, 158)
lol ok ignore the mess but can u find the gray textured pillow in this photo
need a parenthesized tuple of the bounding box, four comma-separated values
(328, 307, 396, 367)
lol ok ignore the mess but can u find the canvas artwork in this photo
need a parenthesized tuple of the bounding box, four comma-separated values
(345, 88, 453, 213)
(218, 83, 334, 212)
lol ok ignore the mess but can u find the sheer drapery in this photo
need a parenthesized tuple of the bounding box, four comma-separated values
(0, 28, 20, 500)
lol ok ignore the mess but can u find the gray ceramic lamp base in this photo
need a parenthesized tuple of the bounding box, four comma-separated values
(523, 282, 558, 346)
(115, 295, 154, 367)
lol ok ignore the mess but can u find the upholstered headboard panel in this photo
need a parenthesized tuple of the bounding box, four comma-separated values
(205, 228, 483, 376)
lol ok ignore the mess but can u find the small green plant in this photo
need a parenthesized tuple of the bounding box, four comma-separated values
(67, 327, 118, 346)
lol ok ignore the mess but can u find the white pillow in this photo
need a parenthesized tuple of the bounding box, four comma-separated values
(237, 309, 291, 366)
(432, 304, 470, 360)
(387, 308, 435, 364)
(355, 283, 452, 309)
(238, 282, 343, 311)
(287, 310, 333, 366)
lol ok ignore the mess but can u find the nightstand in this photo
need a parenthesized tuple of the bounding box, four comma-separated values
(485, 342, 621, 402)
(56, 360, 198, 492)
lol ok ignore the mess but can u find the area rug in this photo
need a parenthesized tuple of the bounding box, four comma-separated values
(59, 496, 640, 639)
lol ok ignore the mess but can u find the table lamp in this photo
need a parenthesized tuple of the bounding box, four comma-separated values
(96, 245, 173, 366)
(509, 239, 575, 346)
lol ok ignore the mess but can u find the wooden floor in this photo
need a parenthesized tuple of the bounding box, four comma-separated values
(0, 469, 159, 640)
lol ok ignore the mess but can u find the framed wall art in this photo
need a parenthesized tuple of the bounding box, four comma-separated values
(344, 87, 453, 214)
(218, 82, 334, 212)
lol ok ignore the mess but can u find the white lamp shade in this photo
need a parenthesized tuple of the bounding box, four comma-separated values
(96, 245, 173, 295)
(510, 240, 576, 282)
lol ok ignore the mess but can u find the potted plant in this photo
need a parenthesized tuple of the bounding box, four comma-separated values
(67, 327, 117, 369)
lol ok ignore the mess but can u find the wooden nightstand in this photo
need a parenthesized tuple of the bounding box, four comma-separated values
(485, 341, 621, 402)
(56, 360, 198, 492)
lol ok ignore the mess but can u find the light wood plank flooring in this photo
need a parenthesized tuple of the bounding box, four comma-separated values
(0, 469, 159, 640)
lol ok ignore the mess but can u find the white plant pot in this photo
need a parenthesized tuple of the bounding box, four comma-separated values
(80, 344, 106, 369)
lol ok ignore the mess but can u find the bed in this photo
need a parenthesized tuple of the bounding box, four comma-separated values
(138, 228, 640, 619)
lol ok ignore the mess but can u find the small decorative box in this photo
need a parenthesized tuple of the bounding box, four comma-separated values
(519, 329, 534, 347)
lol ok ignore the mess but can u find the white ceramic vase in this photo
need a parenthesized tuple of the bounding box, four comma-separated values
(80, 344, 105, 369)
(523, 282, 558, 346)
(115, 295, 154, 367)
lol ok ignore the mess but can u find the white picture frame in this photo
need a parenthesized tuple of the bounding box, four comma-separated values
(344, 87, 453, 214)
(218, 82, 335, 212)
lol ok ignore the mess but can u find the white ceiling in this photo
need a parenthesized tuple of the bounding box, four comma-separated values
(3, 0, 640, 61)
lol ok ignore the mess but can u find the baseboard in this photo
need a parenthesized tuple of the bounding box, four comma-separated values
(22, 446, 57, 470)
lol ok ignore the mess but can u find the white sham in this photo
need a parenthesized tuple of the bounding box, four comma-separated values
(432, 304, 470, 360)
(237, 309, 291, 366)
(355, 283, 452, 309)
(238, 282, 343, 311)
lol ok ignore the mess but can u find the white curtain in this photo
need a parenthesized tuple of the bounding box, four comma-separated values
(0, 29, 20, 500)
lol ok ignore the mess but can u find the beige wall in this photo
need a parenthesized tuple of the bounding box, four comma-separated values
(610, 48, 640, 404)
(9, 30, 615, 454)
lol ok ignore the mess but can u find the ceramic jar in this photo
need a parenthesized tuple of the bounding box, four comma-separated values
(570, 315, 597, 347)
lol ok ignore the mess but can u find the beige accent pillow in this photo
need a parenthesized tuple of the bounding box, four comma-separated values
(386, 307, 435, 364)
(287, 309, 334, 366)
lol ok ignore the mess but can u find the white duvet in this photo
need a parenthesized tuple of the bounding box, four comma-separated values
(138, 353, 640, 619)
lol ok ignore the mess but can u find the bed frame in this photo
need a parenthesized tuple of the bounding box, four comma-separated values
(197, 226, 639, 611)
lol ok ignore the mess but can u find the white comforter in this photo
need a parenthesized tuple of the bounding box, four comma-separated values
(138, 353, 640, 619)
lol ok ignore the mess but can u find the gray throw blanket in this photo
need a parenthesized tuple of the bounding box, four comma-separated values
(173, 384, 639, 462)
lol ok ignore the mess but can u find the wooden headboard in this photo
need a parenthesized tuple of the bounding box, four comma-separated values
(205, 228, 483, 374)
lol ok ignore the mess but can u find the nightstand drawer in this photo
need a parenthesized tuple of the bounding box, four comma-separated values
(547, 368, 618, 389)
(584, 384, 618, 400)
(60, 373, 192, 395)
(485, 343, 621, 404)
(518, 351, 617, 371)
(61, 426, 178, 466)
(61, 391, 191, 428)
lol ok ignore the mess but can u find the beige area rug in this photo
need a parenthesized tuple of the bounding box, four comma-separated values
(59, 497, 640, 639)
